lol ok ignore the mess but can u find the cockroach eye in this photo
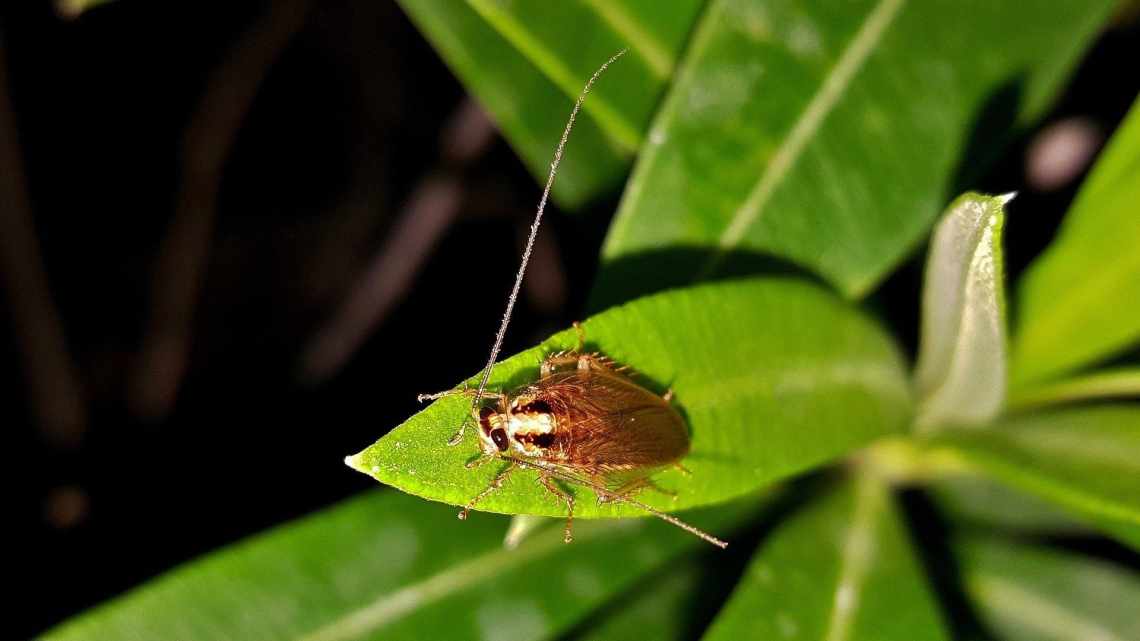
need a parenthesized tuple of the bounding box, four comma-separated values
(489, 428, 508, 452)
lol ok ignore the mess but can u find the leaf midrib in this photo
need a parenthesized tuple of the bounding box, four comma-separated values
(701, 0, 907, 277)
(822, 476, 882, 641)
(465, 0, 644, 152)
(298, 520, 636, 641)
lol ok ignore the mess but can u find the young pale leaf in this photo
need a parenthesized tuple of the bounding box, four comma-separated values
(348, 277, 911, 519)
(914, 192, 1010, 431)
(596, 0, 1115, 302)
(42, 490, 764, 641)
(702, 476, 949, 641)
(958, 536, 1140, 641)
(1013, 97, 1140, 386)
(395, 0, 702, 207)
(927, 404, 1140, 550)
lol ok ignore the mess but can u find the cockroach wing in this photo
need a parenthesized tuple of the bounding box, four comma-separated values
(528, 369, 689, 474)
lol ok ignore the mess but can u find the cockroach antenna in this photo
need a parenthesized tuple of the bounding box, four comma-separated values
(447, 48, 630, 447)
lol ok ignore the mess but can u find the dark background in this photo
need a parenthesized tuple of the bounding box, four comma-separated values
(4, 2, 1136, 638)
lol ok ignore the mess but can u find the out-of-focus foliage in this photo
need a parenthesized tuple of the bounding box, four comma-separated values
(43, 1, 1140, 639)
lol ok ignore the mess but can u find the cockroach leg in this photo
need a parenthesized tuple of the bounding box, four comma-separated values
(662, 388, 675, 403)
(465, 454, 495, 469)
(459, 461, 516, 520)
(539, 473, 575, 543)
(597, 477, 676, 506)
(416, 388, 509, 445)
(672, 462, 692, 476)
(540, 353, 580, 378)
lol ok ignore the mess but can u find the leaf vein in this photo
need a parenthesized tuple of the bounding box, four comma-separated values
(706, 0, 906, 272)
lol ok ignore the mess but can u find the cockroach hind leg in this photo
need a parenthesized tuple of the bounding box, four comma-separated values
(459, 461, 516, 520)
(539, 473, 575, 543)
(603, 477, 677, 505)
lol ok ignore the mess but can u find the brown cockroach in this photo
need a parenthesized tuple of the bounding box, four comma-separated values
(421, 49, 727, 549)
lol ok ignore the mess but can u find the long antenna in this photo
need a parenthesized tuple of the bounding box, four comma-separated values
(449, 48, 629, 446)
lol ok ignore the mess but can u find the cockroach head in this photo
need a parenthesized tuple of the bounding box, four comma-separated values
(474, 404, 509, 455)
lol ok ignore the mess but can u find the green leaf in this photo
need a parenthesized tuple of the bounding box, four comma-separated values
(958, 535, 1140, 641)
(1007, 367, 1140, 413)
(395, 0, 703, 207)
(42, 490, 763, 641)
(928, 475, 1091, 535)
(348, 277, 911, 519)
(597, 0, 1116, 302)
(1013, 97, 1140, 386)
(702, 475, 949, 641)
(914, 192, 1010, 430)
(927, 404, 1140, 550)
(571, 560, 708, 641)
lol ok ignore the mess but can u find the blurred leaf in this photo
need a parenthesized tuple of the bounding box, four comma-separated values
(572, 560, 707, 641)
(928, 404, 1140, 550)
(929, 475, 1092, 536)
(958, 536, 1140, 641)
(42, 490, 763, 641)
(597, 0, 1116, 302)
(348, 277, 911, 519)
(702, 476, 949, 641)
(1007, 367, 1140, 413)
(395, 0, 703, 207)
(1013, 97, 1140, 386)
(914, 192, 1010, 430)
(55, 0, 115, 18)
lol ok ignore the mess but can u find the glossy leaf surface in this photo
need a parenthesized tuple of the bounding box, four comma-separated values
(598, 0, 1116, 300)
(914, 192, 1010, 430)
(349, 277, 911, 518)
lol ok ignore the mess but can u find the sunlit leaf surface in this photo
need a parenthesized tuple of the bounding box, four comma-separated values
(349, 277, 911, 518)
(597, 0, 1116, 303)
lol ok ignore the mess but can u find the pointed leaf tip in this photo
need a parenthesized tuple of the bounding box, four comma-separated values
(915, 192, 1010, 430)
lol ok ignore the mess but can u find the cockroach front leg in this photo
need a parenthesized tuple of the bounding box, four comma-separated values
(539, 473, 575, 543)
(416, 388, 509, 445)
(459, 461, 516, 521)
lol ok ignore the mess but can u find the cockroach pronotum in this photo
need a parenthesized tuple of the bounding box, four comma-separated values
(420, 49, 727, 549)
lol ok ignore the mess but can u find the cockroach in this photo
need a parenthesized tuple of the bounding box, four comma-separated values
(420, 49, 727, 549)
